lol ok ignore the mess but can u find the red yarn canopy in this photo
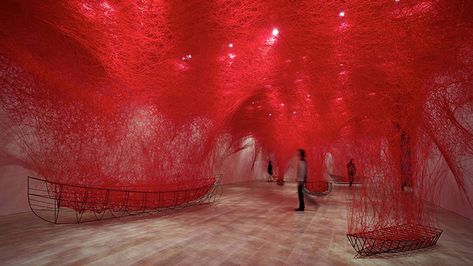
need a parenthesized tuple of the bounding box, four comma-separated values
(1, 0, 472, 233)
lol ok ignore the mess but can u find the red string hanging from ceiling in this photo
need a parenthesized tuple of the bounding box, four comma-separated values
(1, 0, 472, 234)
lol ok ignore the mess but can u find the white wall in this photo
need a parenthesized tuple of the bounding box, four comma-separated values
(0, 165, 32, 215)
(425, 100, 473, 220)
(0, 116, 31, 214)
(0, 143, 266, 216)
(0, 110, 34, 215)
(435, 171, 473, 220)
(0, 151, 266, 216)
(1, 127, 471, 220)
(216, 137, 266, 184)
(425, 153, 473, 220)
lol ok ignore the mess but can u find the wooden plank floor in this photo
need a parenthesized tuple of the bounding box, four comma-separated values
(1, 181, 472, 265)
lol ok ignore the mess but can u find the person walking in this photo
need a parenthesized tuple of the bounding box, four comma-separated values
(295, 149, 307, 211)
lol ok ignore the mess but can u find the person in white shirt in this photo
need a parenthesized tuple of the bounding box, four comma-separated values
(295, 149, 307, 211)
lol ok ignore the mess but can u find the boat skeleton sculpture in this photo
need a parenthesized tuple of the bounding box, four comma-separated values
(3, 0, 471, 257)
(28, 175, 223, 224)
(303, 180, 333, 196)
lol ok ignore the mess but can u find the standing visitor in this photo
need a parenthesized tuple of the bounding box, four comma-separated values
(267, 160, 273, 182)
(295, 149, 307, 211)
(347, 159, 356, 188)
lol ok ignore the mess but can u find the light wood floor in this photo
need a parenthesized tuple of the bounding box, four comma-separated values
(1, 181, 472, 265)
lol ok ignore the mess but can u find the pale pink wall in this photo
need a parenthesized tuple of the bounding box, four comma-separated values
(1, 115, 471, 220)
(425, 153, 473, 220)
(425, 103, 473, 220)
(2, 146, 472, 220)
(216, 137, 266, 184)
(0, 143, 265, 216)
(0, 111, 33, 215)
(0, 165, 32, 215)
(435, 170, 473, 220)
(0, 133, 266, 215)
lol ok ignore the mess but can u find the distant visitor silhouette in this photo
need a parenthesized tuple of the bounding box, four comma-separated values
(267, 160, 273, 182)
(295, 149, 307, 211)
(347, 159, 356, 188)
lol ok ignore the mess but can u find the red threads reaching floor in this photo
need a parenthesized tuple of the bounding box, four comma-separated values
(1, 0, 472, 251)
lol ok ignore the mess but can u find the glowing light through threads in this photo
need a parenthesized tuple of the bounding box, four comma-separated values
(100, 1, 114, 15)
(265, 28, 280, 46)
(100, 2, 112, 10)
(1, 1, 471, 248)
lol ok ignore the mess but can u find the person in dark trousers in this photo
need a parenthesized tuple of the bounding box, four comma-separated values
(267, 160, 273, 182)
(295, 149, 307, 211)
(347, 159, 356, 188)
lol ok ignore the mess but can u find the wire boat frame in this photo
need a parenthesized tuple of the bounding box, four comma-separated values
(303, 180, 333, 196)
(347, 223, 442, 257)
(28, 175, 223, 224)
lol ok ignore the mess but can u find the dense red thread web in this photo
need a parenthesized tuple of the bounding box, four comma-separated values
(1, 0, 472, 233)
